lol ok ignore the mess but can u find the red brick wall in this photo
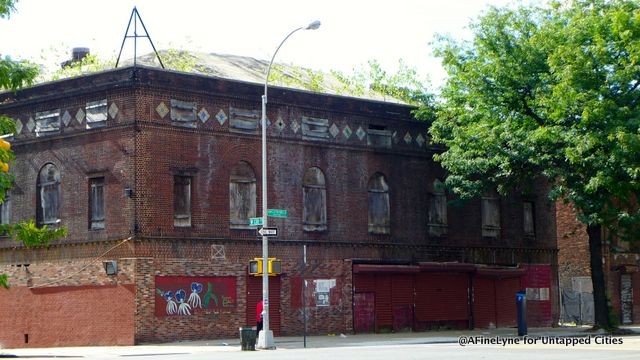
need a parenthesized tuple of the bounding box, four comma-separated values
(556, 201, 591, 290)
(0, 284, 135, 348)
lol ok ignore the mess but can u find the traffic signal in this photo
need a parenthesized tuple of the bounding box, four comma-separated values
(248, 258, 263, 275)
(248, 258, 282, 276)
(0, 138, 9, 173)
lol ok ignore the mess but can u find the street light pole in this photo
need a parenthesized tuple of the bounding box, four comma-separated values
(258, 20, 320, 350)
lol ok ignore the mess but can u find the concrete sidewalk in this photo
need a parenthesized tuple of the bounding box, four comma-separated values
(2, 326, 639, 358)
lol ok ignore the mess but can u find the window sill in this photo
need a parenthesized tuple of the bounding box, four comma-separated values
(303, 226, 327, 232)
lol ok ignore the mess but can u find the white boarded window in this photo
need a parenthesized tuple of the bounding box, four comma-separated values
(37, 163, 60, 226)
(86, 100, 108, 129)
(170, 99, 197, 128)
(368, 173, 390, 234)
(229, 161, 256, 228)
(174, 175, 191, 227)
(482, 192, 501, 238)
(35, 110, 61, 137)
(301, 116, 330, 140)
(428, 179, 448, 237)
(303, 167, 327, 232)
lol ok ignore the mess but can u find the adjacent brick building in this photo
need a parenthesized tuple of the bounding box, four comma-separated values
(557, 201, 640, 325)
(0, 65, 559, 348)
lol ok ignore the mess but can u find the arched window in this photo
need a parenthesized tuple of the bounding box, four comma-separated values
(229, 161, 256, 229)
(37, 163, 60, 226)
(368, 173, 390, 234)
(303, 167, 327, 232)
(427, 179, 448, 237)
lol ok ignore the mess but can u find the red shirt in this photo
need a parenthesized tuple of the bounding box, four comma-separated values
(256, 300, 263, 322)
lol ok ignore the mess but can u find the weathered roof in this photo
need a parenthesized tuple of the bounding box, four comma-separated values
(129, 50, 407, 104)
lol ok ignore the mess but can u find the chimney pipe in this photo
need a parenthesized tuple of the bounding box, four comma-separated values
(61, 47, 90, 68)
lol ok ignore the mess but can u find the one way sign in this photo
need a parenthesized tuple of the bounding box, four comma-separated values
(258, 227, 278, 237)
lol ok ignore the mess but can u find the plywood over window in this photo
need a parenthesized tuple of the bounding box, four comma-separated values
(174, 176, 191, 227)
(482, 192, 501, 238)
(37, 163, 60, 226)
(368, 173, 390, 234)
(229, 161, 256, 229)
(428, 179, 447, 237)
(303, 167, 327, 232)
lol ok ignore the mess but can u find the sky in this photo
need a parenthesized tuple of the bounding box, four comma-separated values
(0, 0, 538, 90)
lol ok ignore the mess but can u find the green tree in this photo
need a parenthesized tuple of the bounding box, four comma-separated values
(429, 0, 640, 330)
(0, 0, 67, 288)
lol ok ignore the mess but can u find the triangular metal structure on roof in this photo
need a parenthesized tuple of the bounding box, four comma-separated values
(115, 7, 164, 69)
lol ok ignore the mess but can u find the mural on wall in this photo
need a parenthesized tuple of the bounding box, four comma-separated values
(155, 276, 236, 317)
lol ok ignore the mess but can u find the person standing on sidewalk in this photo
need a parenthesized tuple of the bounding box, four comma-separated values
(256, 300, 264, 333)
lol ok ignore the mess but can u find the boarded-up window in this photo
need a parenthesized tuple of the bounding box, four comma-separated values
(35, 110, 61, 137)
(37, 163, 60, 226)
(229, 107, 260, 134)
(301, 116, 329, 140)
(230, 161, 256, 229)
(170, 99, 197, 128)
(303, 167, 327, 232)
(367, 125, 392, 149)
(523, 201, 535, 237)
(0, 193, 10, 226)
(482, 192, 500, 238)
(428, 179, 447, 237)
(174, 176, 191, 227)
(86, 99, 108, 129)
(89, 177, 105, 230)
(368, 173, 390, 234)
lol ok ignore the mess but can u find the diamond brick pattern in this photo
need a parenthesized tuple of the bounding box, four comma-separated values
(342, 125, 352, 139)
(216, 109, 227, 125)
(62, 110, 72, 126)
(329, 123, 339, 138)
(15, 119, 23, 134)
(416, 134, 425, 147)
(290, 119, 300, 134)
(198, 108, 210, 123)
(404, 132, 413, 144)
(109, 102, 119, 119)
(356, 126, 366, 141)
(26, 117, 35, 132)
(156, 102, 169, 118)
(275, 117, 286, 132)
(76, 109, 85, 124)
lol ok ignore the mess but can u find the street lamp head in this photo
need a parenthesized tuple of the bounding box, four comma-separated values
(305, 20, 321, 30)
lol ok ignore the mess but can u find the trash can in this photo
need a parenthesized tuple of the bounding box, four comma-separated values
(239, 327, 256, 351)
(515, 291, 527, 336)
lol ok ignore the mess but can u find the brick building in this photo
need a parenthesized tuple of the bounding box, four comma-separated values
(557, 201, 640, 325)
(0, 65, 558, 348)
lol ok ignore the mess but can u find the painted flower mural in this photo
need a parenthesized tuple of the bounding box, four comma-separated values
(155, 276, 236, 317)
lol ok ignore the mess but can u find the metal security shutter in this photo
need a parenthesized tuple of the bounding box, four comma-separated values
(354, 292, 375, 333)
(246, 275, 281, 336)
(495, 277, 521, 327)
(391, 275, 414, 331)
(415, 272, 470, 323)
(375, 275, 393, 331)
(353, 273, 376, 293)
(473, 277, 496, 329)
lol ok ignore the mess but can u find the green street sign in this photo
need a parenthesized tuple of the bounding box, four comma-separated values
(267, 209, 288, 218)
(249, 217, 264, 226)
